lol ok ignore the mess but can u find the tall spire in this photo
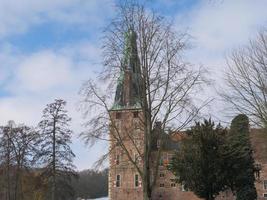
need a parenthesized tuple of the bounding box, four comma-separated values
(112, 28, 142, 110)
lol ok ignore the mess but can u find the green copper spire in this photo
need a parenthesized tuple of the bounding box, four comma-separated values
(123, 28, 140, 73)
(112, 28, 142, 110)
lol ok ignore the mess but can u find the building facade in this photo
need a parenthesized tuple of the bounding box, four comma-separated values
(108, 29, 267, 200)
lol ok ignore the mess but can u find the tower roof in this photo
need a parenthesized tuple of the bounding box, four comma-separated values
(112, 28, 142, 110)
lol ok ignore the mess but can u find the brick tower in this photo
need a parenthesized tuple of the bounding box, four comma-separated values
(108, 28, 144, 200)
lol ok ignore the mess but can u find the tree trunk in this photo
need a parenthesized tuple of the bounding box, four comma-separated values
(52, 120, 56, 200)
(14, 163, 19, 200)
(142, 154, 152, 200)
(7, 134, 11, 200)
(142, 96, 153, 200)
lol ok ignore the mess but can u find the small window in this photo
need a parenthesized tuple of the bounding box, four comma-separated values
(135, 174, 139, 187)
(133, 111, 139, 118)
(159, 173, 165, 178)
(116, 112, 122, 119)
(159, 183, 164, 187)
(116, 175, 121, 187)
(263, 193, 267, 198)
(116, 154, 120, 165)
(264, 180, 267, 190)
(171, 183, 176, 187)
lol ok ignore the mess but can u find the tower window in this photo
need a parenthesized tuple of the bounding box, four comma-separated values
(116, 154, 120, 165)
(264, 180, 267, 190)
(135, 174, 139, 187)
(133, 111, 139, 118)
(159, 173, 165, 178)
(116, 175, 121, 187)
(116, 112, 122, 119)
(263, 193, 267, 198)
(171, 183, 176, 187)
(159, 183, 164, 187)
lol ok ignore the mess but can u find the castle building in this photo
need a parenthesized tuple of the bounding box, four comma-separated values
(108, 29, 267, 200)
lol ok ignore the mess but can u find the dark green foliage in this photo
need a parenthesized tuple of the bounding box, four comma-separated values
(72, 168, 108, 199)
(170, 115, 258, 200)
(223, 114, 257, 200)
(169, 119, 227, 200)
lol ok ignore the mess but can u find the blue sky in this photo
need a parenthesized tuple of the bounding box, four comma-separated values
(0, 0, 267, 170)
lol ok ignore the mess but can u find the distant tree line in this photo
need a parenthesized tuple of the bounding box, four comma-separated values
(72, 168, 108, 199)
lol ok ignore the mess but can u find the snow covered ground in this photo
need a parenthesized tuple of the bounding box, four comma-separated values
(94, 198, 108, 200)
(77, 197, 108, 200)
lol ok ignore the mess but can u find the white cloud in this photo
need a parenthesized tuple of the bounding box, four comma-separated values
(0, 40, 103, 170)
(194, 0, 266, 52)
(177, 0, 267, 64)
(174, 0, 267, 124)
(15, 51, 73, 93)
(0, 0, 114, 38)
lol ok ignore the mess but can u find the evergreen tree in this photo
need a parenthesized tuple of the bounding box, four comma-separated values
(223, 114, 257, 200)
(169, 119, 226, 200)
(38, 99, 76, 200)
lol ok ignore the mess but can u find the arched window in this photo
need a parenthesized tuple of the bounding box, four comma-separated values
(116, 174, 121, 187)
(135, 174, 139, 187)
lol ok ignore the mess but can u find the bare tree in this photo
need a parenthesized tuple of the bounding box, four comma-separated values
(0, 121, 39, 200)
(79, 1, 207, 200)
(0, 121, 14, 200)
(221, 30, 267, 128)
(11, 125, 39, 200)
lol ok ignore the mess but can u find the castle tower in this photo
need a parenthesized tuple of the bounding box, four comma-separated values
(109, 28, 144, 200)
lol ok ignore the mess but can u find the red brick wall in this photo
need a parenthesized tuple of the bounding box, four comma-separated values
(255, 164, 267, 200)
(109, 109, 144, 200)
(109, 115, 267, 200)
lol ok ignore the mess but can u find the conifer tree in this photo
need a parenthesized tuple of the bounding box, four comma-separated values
(223, 114, 257, 200)
(38, 99, 76, 200)
(169, 119, 226, 200)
